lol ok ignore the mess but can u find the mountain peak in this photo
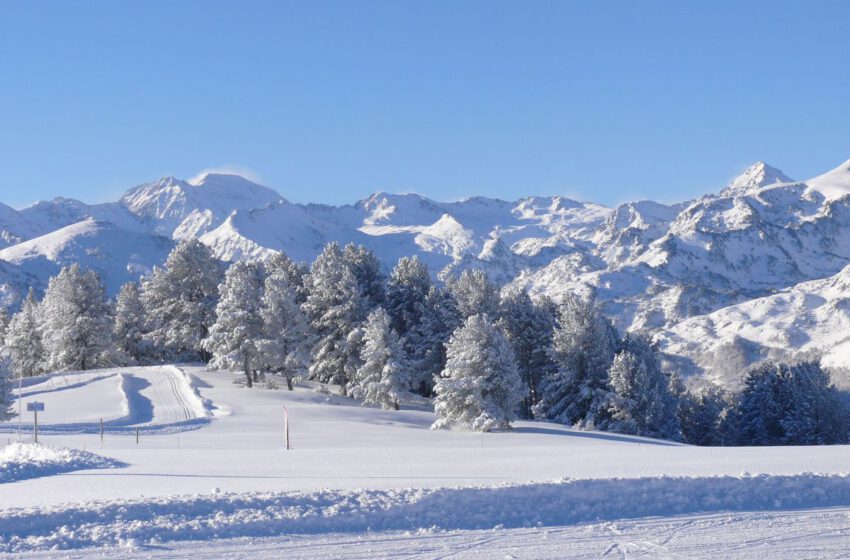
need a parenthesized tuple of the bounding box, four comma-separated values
(720, 162, 793, 197)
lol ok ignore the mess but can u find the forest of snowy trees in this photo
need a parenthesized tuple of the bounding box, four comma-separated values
(0, 238, 848, 445)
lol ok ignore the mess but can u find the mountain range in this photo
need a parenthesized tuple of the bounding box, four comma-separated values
(2, 159, 850, 388)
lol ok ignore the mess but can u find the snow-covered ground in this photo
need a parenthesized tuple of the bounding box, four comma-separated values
(2, 365, 850, 557)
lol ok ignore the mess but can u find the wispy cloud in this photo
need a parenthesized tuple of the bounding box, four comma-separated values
(188, 165, 263, 185)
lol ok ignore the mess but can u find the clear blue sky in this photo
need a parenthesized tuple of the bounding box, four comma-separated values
(1, 0, 849, 209)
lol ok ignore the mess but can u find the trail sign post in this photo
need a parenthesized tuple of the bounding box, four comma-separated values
(27, 402, 44, 443)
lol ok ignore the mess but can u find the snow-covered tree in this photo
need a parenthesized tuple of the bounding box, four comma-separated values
(679, 386, 733, 446)
(264, 251, 309, 304)
(113, 281, 146, 364)
(303, 242, 367, 393)
(386, 256, 431, 336)
(446, 269, 499, 319)
(498, 290, 556, 417)
(432, 314, 524, 432)
(534, 294, 619, 428)
(406, 285, 461, 395)
(343, 243, 386, 311)
(3, 289, 43, 378)
(350, 308, 405, 410)
(256, 270, 312, 390)
(0, 307, 14, 422)
(732, 361, 849, 446)
(142, 239, 224, 361)
(203, 261, 265, 388)
(0, 308, 9, 346)
(605, 333, 681, 440)
(40, 265, 113, 371)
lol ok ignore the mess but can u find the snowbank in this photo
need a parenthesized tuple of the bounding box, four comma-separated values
(0, 442, 125, 485)
(4, 472, 850, 552)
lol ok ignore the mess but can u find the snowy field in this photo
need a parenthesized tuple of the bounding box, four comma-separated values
(3, 365, 850, 557)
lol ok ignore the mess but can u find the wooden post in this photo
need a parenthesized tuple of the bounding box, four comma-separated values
(135, 427, 139, 445)
(33, 410, 38, 444)
(283, 407, 290, 450)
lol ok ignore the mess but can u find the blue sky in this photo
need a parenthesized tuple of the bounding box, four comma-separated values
(1, 0, 849, 208)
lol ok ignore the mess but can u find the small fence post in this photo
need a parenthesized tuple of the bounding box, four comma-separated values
(135, 427, 139, 445)
(283, 407, 290, 450)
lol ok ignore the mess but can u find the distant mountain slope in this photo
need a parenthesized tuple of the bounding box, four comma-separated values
(1, 158, 850, 391)
(657, 263, 850, 390)
(0, 219, 173, 295)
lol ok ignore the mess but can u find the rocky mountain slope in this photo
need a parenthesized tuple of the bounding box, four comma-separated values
(1, 160, 849, 386)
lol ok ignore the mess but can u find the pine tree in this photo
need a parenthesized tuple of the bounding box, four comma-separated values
(498, 290, 556, 417)
(386, 256, 431, 336)
(256, 270, 312, 390)
(605, 333, 681, 440)
(406, 285, 461, 395)
(733, 361, 849, 445)
(350, 308, 405, 410)
(679, 386, 732, 446)
(343, 243, 386, 311)
(0, 308, 10, 345)
(446, 269, 499, 319)
(534, 294, 619, 428)
(303, 242, 367, 394)
(113, 282, 146, 364)
(432, 314, 524, 432)
(4, 289, 43, 378)
(264, 251, 309, 304)
(203, 261, 265, 388)
(40, 265, 112, 371)
(141, 239, 224, 361)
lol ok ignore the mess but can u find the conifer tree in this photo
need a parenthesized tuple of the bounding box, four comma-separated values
(350, 308, 405, 410)
(732, 361, 848, 445)
(142, 239, 224, 361)
(498, 290, 556, 417)
(4, 289, 43, 378)
(303, 242, 366, 394)
(445, 269, 499, 319)
(203, 261, 265, 387)
(679, 386, 732, 446)
(343, 243, 386, 311)
(605, 333, 681, 440)
(432, 314, 524, 432)
(113, 281, 146, 364)
(256, 270, 312, 390)
(40, 265, 112, 371)
(264, 251, 309, 304)
(406, 285, 461, 394)
(534, 294, 619, 428)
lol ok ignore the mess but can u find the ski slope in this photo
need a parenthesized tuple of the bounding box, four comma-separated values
(3, 365, 850, 557)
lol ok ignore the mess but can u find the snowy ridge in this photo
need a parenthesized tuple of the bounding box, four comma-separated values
(4, 473, 850, 552)
(4, 158, 850, 388)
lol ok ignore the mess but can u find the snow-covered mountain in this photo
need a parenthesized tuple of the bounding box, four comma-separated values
(2, 158, 850, 388)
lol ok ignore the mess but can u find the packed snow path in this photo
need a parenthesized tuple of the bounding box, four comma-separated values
(1, 366, 212, 435)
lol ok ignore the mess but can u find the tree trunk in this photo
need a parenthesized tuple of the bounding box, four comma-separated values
(286, 376, 294, 391)
(394, 401, 400, 411)
(244, 356, 253, 388)
(252, 370, 259, 383)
